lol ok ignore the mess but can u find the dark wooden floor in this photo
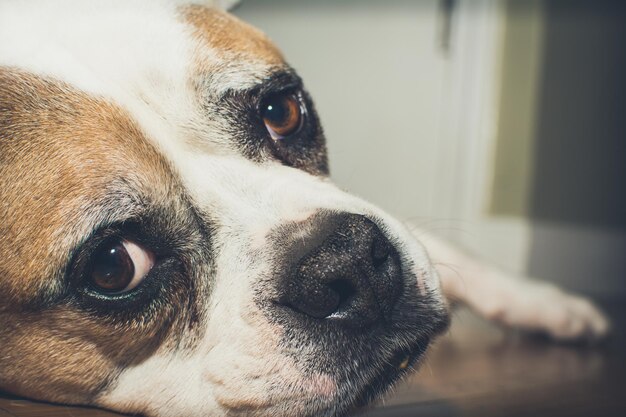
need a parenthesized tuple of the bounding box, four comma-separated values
(2, 298, 624, 417)
(363, 298, 626, 417)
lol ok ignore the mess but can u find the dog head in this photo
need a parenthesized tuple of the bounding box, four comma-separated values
(0, 1, 449, 416)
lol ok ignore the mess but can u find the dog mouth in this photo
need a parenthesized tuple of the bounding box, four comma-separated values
(324, 303, 450, 416)
(344, 337, 431, 414)
(263, 276, 450, 417)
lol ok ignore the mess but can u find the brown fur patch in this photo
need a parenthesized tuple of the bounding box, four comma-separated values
(0, 68, 187, 403)
(181, 5, 284, 66)
(0, 68, 173, 303)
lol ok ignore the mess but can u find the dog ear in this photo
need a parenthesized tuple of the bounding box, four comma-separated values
(0, 70, 11, 156)
(211, 0, 241, 10)
(189, 0, 241, 11)
(172, 1, 241, 12)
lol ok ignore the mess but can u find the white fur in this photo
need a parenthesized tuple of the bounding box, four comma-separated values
(1, 2, 443, 415)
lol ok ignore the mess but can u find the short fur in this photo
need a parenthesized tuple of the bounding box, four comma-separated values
(0, 1, 609, 416)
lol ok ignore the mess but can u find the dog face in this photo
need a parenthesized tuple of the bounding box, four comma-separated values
(0, 2, 449, 416)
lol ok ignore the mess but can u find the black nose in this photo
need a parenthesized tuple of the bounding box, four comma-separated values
(281, 213, 403, 328)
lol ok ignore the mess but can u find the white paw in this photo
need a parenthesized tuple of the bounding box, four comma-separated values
(466, 272, 610, 342)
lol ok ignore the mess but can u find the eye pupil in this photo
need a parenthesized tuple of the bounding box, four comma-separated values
(264, 101, 288, 125)
(91, 242, 135, 293)
(262, 93, 303, 139)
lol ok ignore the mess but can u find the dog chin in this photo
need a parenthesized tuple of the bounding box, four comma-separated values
(288, 336, 436, 417)
(268, 297, 450, 416)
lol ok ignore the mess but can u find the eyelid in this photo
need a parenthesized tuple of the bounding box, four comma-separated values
(255, 73, 302, 101)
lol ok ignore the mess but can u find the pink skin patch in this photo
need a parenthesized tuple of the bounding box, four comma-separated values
(283, 209, 316, 225)
(303, 372, 337, 398)
(249, 211, 316, 251)
(414, 265, 428, 297)
(250, 226, 269, 250)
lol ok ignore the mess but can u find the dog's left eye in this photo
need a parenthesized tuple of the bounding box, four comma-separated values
(89, 239, 154, 294)
(261, 92, 305, 140)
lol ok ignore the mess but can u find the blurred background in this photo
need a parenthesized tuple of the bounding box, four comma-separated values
(234, 0, 625, 297)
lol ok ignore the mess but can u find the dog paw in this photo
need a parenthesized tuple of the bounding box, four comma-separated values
(467, 273, 611, 342)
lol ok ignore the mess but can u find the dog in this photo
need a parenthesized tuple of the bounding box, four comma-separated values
(0, 1, 610, 416)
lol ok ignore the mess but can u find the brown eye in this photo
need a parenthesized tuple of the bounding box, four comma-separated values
(90, 240, 154, 294)
(261, 92, 304, 140)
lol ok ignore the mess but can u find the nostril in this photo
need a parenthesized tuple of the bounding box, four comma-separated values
(371, 236, 391, 268)
(280, 213, 403, 327)
(327, 278, 357, 314)
(284, 278, 358, 320)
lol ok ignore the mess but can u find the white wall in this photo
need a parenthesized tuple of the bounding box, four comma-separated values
(235, 0, 449, 220)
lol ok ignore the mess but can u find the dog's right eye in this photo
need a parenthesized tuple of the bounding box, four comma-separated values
(89, 239, 154, 294)
(261, 91, 305, 140)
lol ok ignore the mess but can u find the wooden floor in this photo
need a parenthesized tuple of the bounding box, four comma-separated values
(1, 298, 624, 417)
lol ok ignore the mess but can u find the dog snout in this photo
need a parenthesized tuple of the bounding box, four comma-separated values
(279, 213, 403, 328)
